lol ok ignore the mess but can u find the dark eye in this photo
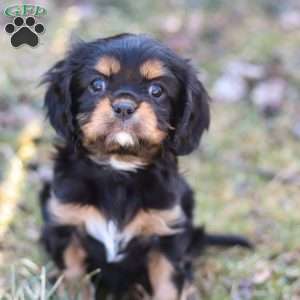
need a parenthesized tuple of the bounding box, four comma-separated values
(90, 78, 106, 93)
(149, 84, 164, 98)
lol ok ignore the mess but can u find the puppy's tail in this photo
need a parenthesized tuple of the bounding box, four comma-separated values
(204, 232, 253, 248)
(188, 226, 253, 257)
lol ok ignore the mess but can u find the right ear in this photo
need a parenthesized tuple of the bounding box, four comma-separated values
(43, 60, 74, 142)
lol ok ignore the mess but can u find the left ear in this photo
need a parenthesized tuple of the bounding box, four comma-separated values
(173, 66, 210, 155)
(43, 60, 75, 144)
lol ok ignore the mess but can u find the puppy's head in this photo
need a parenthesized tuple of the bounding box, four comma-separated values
(44, 34, 209, 169)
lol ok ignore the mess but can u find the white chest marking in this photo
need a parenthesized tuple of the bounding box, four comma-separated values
(49, 197, 129, 263)
(85, 218, 126, 262)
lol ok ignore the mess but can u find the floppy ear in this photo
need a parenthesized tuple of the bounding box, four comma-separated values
(173, 67, 210, 155)
(43, 60, 75, 142)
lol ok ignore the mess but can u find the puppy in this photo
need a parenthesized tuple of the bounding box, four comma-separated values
(41, 33, 251, 299)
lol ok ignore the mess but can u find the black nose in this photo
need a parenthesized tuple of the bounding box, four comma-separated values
(112, 100, 137, 119)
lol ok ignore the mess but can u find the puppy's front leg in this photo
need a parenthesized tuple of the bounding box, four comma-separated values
(146, 251, 199, 300)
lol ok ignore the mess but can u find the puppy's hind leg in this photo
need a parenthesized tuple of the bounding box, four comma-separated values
(41, 225, 94, 300)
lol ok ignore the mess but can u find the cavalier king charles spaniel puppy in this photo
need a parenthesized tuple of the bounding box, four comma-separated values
(40, 33, 251, 300)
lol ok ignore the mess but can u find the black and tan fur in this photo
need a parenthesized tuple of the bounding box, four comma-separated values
(41, 33, 251, 299)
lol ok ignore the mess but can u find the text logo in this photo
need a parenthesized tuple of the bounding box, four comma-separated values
(3, 4, 47, 48)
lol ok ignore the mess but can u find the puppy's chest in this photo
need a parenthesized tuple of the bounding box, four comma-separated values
(49, 194, 185, 263)
(85, 217, 130, 262)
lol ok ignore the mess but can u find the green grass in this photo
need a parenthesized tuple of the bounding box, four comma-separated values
(180, 103, 300, 299)
(1, 0, 300, 299)
(1, 103, 299, 299)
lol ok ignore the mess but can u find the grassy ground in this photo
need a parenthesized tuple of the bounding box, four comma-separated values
(0, 0, 300, 299)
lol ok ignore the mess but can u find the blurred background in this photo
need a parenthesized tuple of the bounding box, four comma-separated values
(0, 0, 300, 299)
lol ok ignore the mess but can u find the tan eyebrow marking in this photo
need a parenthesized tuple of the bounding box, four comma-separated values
(140, 59, 166, 80)
(95, 56, 121, 76)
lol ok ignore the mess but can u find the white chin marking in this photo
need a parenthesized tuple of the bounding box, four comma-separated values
(114, 132, 135, 147)
(109, 157, 141, 172)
